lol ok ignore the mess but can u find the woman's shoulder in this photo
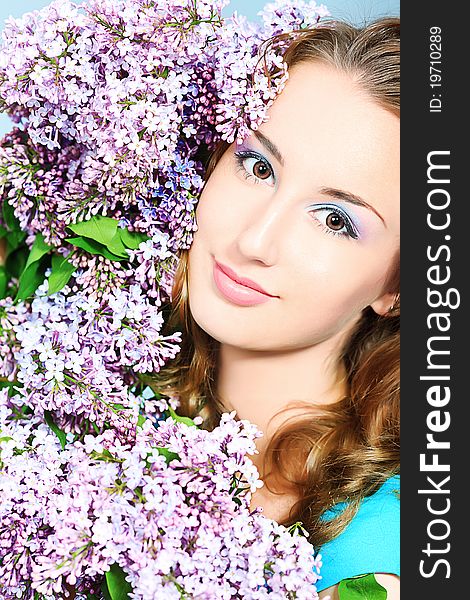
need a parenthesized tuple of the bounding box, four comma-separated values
(316, 475, 400, 592)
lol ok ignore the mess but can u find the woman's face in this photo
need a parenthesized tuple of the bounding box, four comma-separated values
(188, 61, 400, 352)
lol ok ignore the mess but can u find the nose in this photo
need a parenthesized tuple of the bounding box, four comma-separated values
(235, 199, 288, 266)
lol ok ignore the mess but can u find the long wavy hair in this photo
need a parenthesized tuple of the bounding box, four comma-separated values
(152, 17, 400, 548)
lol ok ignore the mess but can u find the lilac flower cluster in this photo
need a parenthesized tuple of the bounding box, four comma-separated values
(12, 276, 181, 432)
(0, 393, 321, 598)
(0, 127, 84, 246)
(260, 0, 330, 36)
(0, 0, 329, 597)
(0, 0, 327, 251)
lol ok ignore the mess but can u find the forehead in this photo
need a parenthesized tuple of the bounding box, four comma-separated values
(253, 60, 400, 229)
(261, 61, 399, 162)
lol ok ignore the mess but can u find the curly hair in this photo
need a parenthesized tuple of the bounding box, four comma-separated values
(152, 17, 400, 548)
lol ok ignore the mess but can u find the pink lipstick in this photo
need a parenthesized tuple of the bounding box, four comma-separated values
(213, 260, 277, 307)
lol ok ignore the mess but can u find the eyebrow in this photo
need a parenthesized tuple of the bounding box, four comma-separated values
(253, 129, 285, 166)
(252, 129, 386, 227)
(319, 188, 387, 227)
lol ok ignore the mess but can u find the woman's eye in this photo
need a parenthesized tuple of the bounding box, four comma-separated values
(310, 206, 359, 240)
(234, 151, 275, 185)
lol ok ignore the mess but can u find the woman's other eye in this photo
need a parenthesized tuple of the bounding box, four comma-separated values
(233, 150, 359, 240)
(309, 205, 360, 240)
(234, 151, 275, 186)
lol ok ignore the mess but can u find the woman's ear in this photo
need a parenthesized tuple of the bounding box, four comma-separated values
(370, 292, 400, 317)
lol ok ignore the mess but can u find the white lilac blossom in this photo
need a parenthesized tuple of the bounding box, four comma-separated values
(0, 0, 328, 597)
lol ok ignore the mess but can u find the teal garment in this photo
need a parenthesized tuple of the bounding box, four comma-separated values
(316, 475, 400, 592)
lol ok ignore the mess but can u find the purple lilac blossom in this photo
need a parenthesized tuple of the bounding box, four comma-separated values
(0, 0, 329, 596)
(0, 0, 298, 249)
(12, 275, 181, 432)
(0, 396, 321, 598)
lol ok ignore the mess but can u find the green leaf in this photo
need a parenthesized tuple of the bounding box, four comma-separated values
(119, 228, 149, 250)
(66, 236, 126, 262)
(168, 407, 197, 428)
(15, 256, 49, 301)
(156, 446, 179, 463)
(23, 234, 51, 272)
(106, 231, 130, 258)
(14, 234, 52, 300)
(0, 435, 14, 443)
(67, 216, 118, 246)
(101, 581, 112, 600)
(103, 563, 132, 600)
(6, 229, 27, 255)
(2, 200, 20, 233)
(47, 254, 77, 295)
(338, 574, 388, 600)
(5, 245, 28, 280)
(66, 217, 132, 258)
(44, 410, 67, 450)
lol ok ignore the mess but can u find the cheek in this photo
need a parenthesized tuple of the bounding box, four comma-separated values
(287, 245, 391, 318)
(195, 162, 251, 240)
(194, 188, 230, 246)
(195, 196, 214, 241)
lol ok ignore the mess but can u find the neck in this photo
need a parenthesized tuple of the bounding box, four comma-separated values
(217, 333, 349, 462)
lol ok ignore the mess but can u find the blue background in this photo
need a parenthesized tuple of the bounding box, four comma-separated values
(0, 0, 399, 135)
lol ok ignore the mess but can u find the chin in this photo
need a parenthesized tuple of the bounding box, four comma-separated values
(188, 305, 253, 349)
(189, 301, 246, 345)
(189, 304, 297, 352)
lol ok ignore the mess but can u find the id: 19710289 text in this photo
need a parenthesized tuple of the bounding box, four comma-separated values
(429, 26, 442, 113)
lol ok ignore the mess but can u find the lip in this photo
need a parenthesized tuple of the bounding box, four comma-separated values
(213, 260, 277, 307)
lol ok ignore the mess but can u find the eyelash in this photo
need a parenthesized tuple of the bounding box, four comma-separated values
(234, 150, 274, 185)
(233, 150, 359, 240)
(310, 205, 359, 240)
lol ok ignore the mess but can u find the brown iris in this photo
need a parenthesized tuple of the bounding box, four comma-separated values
(253, 160, 271, 180)
(326, 212, 345, 231)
